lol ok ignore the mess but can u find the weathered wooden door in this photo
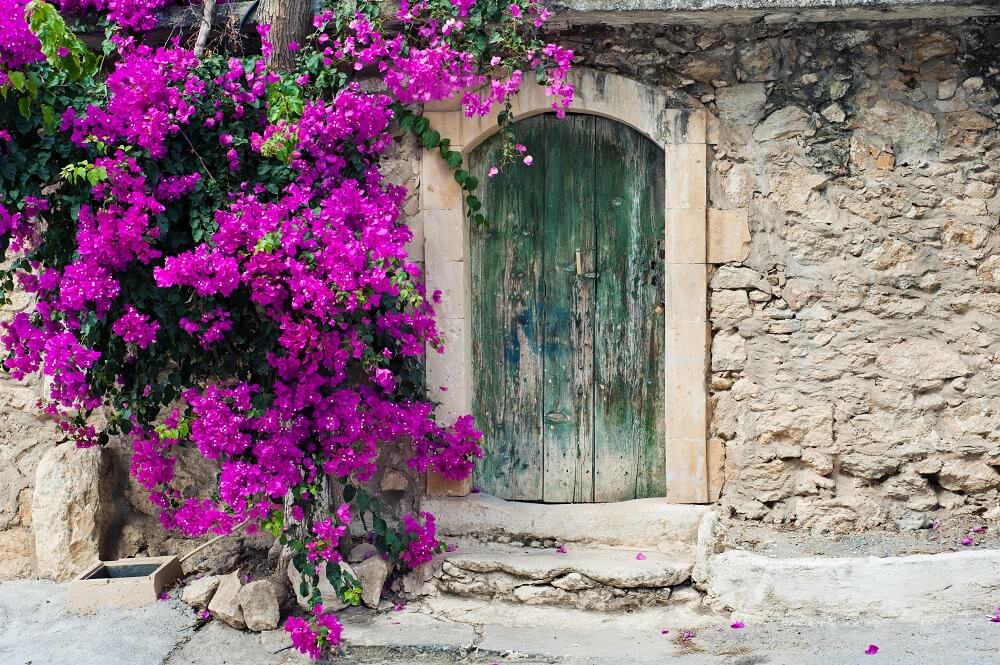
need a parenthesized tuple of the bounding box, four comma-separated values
(469, 113, 665, 503)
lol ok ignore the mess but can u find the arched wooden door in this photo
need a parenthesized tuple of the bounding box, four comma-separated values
(469, 113, 666, 503)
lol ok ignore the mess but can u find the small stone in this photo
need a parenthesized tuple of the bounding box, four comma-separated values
(552, 572, 596, 591)
(380, 471, 408, 492)
(913, 31, 958, 62)
(962, 77, 984, 92)
(711, 266, 766, 291)
(181, 575, 221, 609)
(937, 79, 958, 100)
(237, 580, 280, 632)
(820, 102, 846, 123)
(752, 106, 815, 142)
(208, 571, 245, 630)
(287, 560, 354, 612)
(830, 79, 850, 100)
(711, 330, 747, 372)
(938, 460, 1000, 493)
(355, 556, 392, 608)
(715, 83, 768, 123)
(348, 543, 378, 563)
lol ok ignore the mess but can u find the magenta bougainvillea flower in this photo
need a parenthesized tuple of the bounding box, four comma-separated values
(0, 0, 574, 659)
(730, 621, 745, 630)
(865, 645, 879, 655)
(556, 544, 568, 554)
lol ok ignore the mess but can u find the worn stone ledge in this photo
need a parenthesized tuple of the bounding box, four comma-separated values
(423, 492, 708, 549)
(544, 0, 1000, 25)
(702, 548, 1000, 620)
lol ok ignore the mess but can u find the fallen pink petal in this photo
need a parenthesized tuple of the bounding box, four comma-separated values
(556, 544, 568, 554)
(961, 537, 974, 546)
(865, 644, 879, 655)
(157, 592, 170, 602)
(731, 621, 746, 629)
(635, 552, 647, 560)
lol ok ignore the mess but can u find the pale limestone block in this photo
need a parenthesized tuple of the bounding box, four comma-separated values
(33, 444, 111, 582)
(665, 369, 708, 445)
(422, 111, 464, 145)
(237, 580, 280, 632)
(665, 264, 708, 324)
(665, 143, 707, 210)
(707, 209, 751, 264)
(707, 438, 726, 503)
(420, 150, 462, 210)
(666, 208, 706, 264)
(666, 437, 708, 504)
(426, 317, 472, 421)
(423, 207, 466, 264)
(425, 258, 468, 320)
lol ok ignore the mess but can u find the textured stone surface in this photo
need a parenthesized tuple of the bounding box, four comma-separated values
(207, 571, 245, 630)
(287, 560, 354, 612)
(703, 548, 1000, 620)
(434, 541, 690, 610)
(237, 580, 280, 631)
(181, 575, 221, 609)
(32, 444, 112, 581)
(354, 556, 391, 608)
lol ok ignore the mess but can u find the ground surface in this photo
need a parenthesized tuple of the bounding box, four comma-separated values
(1, 579, 998, 665)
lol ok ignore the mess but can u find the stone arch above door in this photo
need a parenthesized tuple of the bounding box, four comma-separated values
(419, 69, 725, 504)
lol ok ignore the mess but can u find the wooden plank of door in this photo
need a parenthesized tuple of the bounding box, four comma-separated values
(541, 114, 596, 503)
(593, 117, 667, 501)
(469, 116, 547, 501)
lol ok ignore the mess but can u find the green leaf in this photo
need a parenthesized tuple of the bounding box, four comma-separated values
(454, 170, 469, 185)
(17, 96, 30, 120)
(7, 71, 25, 91)
(445, 151, 463, 169)
(421, 130, 441, 149)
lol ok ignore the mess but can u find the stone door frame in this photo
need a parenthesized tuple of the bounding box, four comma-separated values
(420, 69, 726, 504)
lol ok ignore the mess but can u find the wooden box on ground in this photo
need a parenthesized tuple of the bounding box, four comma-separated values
(67, 555, 182, 613)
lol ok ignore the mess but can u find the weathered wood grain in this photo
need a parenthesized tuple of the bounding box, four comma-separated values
(469, 116, 547, 500)
(470, 113, 665, 502)
(593, 117, 666, 501)
(541, 114, 597, 503)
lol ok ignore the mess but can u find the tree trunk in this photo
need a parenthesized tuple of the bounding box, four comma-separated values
(256, 0, 314, 70)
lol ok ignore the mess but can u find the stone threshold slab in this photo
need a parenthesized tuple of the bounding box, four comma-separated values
(423, 493, 708, 550)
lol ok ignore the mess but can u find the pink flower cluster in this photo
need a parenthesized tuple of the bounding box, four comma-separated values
(399, 512, 439, 568)
(66, 40, 202, 159)
(113, 306, 160, 348)
(0, 0, 43, 72)
(285, 605, 344, 659)
(55, 0, 177, 31)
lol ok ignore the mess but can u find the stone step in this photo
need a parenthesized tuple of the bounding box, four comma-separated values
(432, 540, 695, 611)
(422, 492, 708, 550)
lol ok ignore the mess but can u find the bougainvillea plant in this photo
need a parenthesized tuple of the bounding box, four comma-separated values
(0, 0, 572, 657)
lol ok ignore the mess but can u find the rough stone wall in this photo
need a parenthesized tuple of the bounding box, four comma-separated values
(559, 17, 1000, 532)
